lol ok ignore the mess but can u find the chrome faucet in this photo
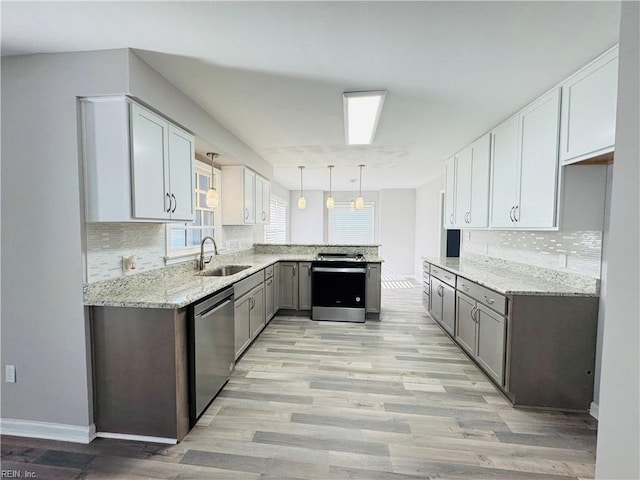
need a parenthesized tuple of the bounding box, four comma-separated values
(198, 236, 218, 270)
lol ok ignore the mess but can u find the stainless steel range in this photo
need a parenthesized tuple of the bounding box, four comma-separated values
(311, 252, 367, 323)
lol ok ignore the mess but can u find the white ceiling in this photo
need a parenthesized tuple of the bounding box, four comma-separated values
(2, 1, 621, 191)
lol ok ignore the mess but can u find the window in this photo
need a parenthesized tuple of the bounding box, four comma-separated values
(264, 197, 287, 244)
(166, 162, 219, 257)
(328, 202, 375, 244)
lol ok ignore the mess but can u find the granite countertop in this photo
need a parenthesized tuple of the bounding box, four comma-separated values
(84, 252, 384, 309)
(423, 256, 599, 297)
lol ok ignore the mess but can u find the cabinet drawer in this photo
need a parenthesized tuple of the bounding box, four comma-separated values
(430, 265, 456, 287)
(234, 270, 265, 299)
(457, 278, 507, 315)
(264, 265, 274, 279)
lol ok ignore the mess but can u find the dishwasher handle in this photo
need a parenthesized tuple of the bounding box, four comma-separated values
(196, 298, 232, 318)
(194, 287, 234, 317)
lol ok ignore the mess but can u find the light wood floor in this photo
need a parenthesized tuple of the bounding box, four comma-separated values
(1, 286, 598, 479)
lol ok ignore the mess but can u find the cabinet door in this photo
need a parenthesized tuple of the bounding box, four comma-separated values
(262, 180, 271, 224)
(298, 262, 312, 310)
(255, 177, 264, 225)
(249, 284, 265, 338)
(441, 283, 456, 336)
(455, 292, 477, 356)
(560, 48, 618, 164)
(167, 125, 194, 221)
(365, 264, 381, 313)
(130, 103, 170, 220)
(454, 147, 472, 228)
(243, 169, 256, 224)
(469, 133, 491, 228)
(234, 296, 251, 358)
(489, 115, 519, 228)
(265, 276, 275, 322)
(518, 88, 560, 228)
(279, 262, 298, 310)
(274, 263, 281, 311)
(429, 278, 443, 325)
(444, 156, 456, 228)
(476, 304, 507, 386)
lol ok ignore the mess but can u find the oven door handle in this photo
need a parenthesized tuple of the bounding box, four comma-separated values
(312, 267, 367, 274)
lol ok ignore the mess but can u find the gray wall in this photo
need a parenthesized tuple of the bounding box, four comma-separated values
(1, 49, 130, 427)
(380, 189, 417, 276)
(413, 175, 445, 277)
(128, 52, 272, 180)
(595, 2, 640, 478)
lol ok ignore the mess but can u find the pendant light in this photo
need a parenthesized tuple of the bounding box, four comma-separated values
(355, 164, 365, 209)
(349, 179, 357, 212)
(297, 166, 306, 209)
(205, 152, 219, 208)
(326, 165, 335, 209)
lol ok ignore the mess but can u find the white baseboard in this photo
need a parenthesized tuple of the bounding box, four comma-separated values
(590, 401, 599, 420)
(96, 432, 177, 444)
(0, 418, 96, 444)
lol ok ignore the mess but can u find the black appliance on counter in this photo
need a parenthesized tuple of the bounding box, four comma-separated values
(311, 253, 367, 323)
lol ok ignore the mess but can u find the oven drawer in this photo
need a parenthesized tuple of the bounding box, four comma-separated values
(430, 265, 456, 288)
(457, 278, 507, 315)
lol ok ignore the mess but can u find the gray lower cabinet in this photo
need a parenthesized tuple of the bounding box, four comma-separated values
(279, 262, 299, 310)
(365, 263, 381, 313)
(430, 277, 455, 336)
(455, 291, 507, 386)
(475, 304, 506, 386)
(265, 266, 275, 322)
(274, 263, 281, 312)
(298, 262, 312, 310)
(234, 270, 266, 359)
(425, 260, 599, 410)
(91, 307, 189, 442)
(422, 262, 430, 311)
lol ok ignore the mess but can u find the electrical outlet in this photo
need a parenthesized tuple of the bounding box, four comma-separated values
(559, 254, 568, 268)
(5, 365, 16, 383)
(122, 255, 136, 272)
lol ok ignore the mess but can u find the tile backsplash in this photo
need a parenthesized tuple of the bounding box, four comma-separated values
(462, 230, 602, 278)
(86, 223, 255, 283)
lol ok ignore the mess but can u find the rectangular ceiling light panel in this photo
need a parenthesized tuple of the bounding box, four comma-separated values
(343, 91, 386, 145)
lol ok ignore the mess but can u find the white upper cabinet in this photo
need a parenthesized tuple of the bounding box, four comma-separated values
(559, 46, 618, 165)
(444, 156, 456, 228)
(221, 165, 270, 225)
(451, 133, 492, 229)
(490, 89, 561, 229)
(256, 176, 271, 224)
(517, 88, 561, 228)
(82, 97, 194, 223)
(454, 146, 472, 228)
(489, 115, 520, 228)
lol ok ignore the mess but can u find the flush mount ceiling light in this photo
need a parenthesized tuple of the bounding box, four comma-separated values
(297, 166, 306, 209)
(343, 90, 387, 145)
(205, 152, 219, 208)
(356, 164, 365, 209)
(326, 165, 335, 209)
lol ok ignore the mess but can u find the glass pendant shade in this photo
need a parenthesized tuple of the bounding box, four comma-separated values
(326, 196, 335, 209)
(206, 188, 219, 208)
(355, 196, 365, 209)
(297, 165, 306, 209)
(206, 152, 220, 209)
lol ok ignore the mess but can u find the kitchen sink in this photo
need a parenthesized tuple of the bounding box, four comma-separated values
(199, 265, 251, 277)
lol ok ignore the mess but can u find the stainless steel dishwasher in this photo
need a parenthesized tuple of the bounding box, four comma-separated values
(189, 286, 235, 426)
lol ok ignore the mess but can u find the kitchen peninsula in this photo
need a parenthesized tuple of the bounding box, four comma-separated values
(84, 244, 383, 443)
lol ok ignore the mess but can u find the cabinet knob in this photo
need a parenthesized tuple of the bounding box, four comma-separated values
(514, 205, 519, 222)
(509, 206, 515, 222)
(483, 295, 495, 305)
(171, 194, 177, 213)
(166, 193, 171, 213)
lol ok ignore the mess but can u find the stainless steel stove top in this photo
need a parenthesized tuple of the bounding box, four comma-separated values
(314, 252, 366, 262)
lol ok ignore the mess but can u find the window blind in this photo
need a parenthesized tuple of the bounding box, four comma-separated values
(328, 202, 375, 244)
(265, 198, 287, 243)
